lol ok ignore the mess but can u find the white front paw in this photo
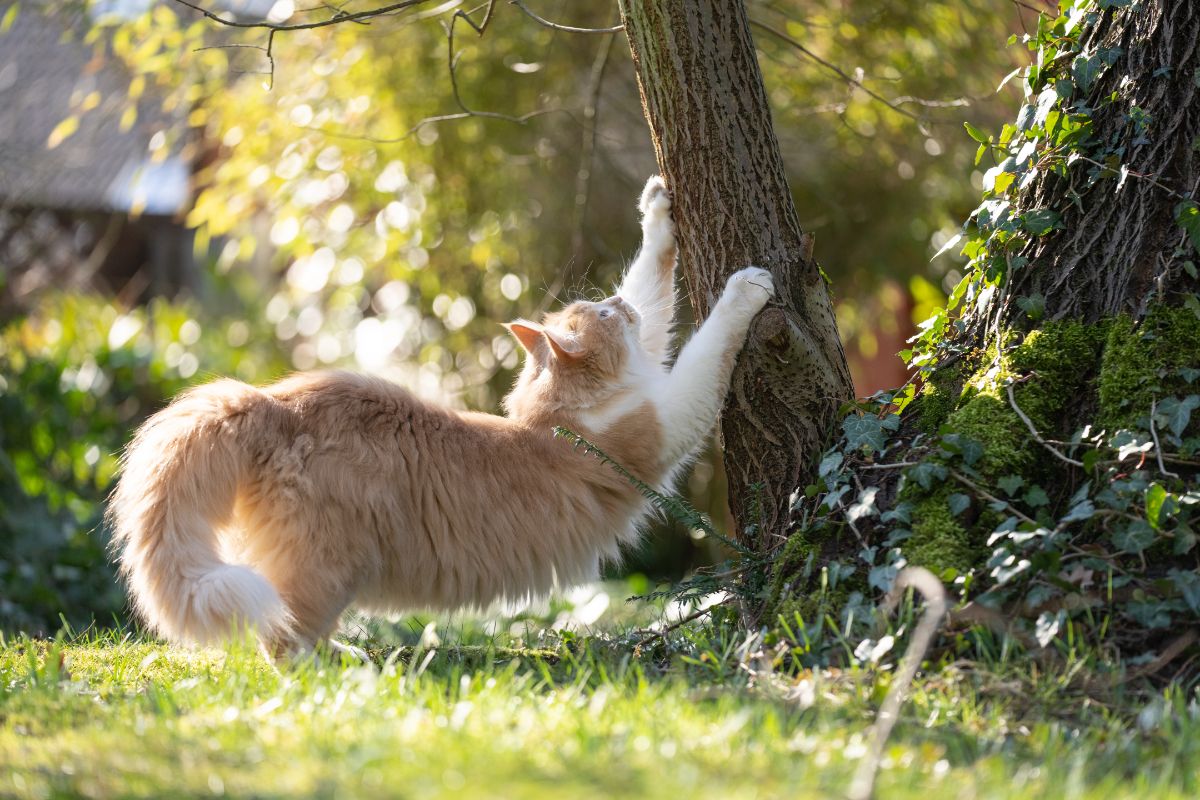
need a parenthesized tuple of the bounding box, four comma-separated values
(639, 176, 675, 252)
(639, 175, 671, 217)
(724, 267, 775, 312)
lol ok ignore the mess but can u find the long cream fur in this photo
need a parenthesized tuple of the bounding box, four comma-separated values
(109, 176, 774, 653)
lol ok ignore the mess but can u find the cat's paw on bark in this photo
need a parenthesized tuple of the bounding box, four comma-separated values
(639, 176, 675, 257)
(724, 266, 775, 311)
(639, 175, 671, 217)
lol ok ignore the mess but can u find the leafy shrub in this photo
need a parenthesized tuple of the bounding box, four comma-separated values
(0, 293, 285, 635)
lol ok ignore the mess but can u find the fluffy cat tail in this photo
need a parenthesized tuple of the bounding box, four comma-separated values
(108, 380, 291, 646)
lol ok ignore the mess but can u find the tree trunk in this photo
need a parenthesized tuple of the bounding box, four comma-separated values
(988, 1, 1199, 332)
(619, 0, 855, 551)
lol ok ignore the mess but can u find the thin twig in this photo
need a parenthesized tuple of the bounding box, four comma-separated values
(849, 567, 948, 800)
(568, 30, 617, 293)
(170, 0, 434, 31)
(1122, 628, 1199, 683)
(950, 469, 1038, 526)
(1071, 154, 1185, 200)
(749, 18, 954, 133)
(1149, 399, 1181, 479)
(444, 4, 547, 125)
(634, 606, 715, 650)
(299, 107, 566, 144)
(509, 0, 624, 34)
(454, 0, 496, 35)
(1006, 382, 1085, 467)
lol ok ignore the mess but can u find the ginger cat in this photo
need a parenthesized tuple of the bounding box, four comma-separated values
(110, 176, 775, 654)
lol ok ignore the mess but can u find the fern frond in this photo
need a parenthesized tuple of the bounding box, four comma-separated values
(553, 426, 756, 559)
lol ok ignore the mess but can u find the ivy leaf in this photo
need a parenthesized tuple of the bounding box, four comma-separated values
(1185, 294, 1200, 322)
(1072, 53, 1103, 92)
(843, 415, 886, 453)
(1169, 569, 1200, 613)
(818, 451, 844, 478)
(1061, 500, 1095, 524)
(1021, 208, 1061, 235)
(868, 564, 898, 593)
(964, 121, 991, 143)
(1145, 483, 1167, 530)
(998, 475, 1024, 496)
(1177, 200, 1200, 255)
(1125, 601, 1172, 629)
(948, 493, 971, 517)
(1035, 611, 1063, 648)
(1174, 523, 1197, 555)
(1024, 486, 1050, 507)
(1155, 395, 1200, 438)
(1114, 431, 1154, 461)
(1112, 520, 1155, 554)
(881, 502, 913, 525)
(932, 232, 963, 261)
(823, 484, 851, 510)
(1016, 293, 1046, 320)
(908, 462, 948, 491)
(847, 487, 880, 523)
(1015, 103, 1037, 132)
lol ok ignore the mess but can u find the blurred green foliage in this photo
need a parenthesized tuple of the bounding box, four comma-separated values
(0, 294, 286, 633)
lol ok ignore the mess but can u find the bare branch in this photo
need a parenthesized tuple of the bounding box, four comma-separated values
(455, 0, 497, 35)
(509, 0, 624, 34)
(170, 0, 436, 31)
(951, 469, 1038, 527)
(298, 106, 565, 145)
(849, 567, 948, 800)
(569, 31, 617, 285)
(1006, 382, 1085, 468)
(444, 4, 551, 126)
(749, 17, 974, 133)
(1149, 399, 1181, 479)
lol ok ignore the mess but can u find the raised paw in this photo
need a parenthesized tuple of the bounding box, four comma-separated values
(639, 175, 671, 218)
(726, 267, 775, 302)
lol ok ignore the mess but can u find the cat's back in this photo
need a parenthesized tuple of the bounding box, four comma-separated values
(264, 370, 437, 434)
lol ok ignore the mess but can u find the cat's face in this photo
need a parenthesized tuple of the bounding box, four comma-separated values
(501, 292, 657, 421)
(506, 295, 643, 389)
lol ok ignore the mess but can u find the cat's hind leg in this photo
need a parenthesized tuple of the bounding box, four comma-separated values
(241, 516, 363, 657)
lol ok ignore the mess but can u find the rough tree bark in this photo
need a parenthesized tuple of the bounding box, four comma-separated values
(619, 0, 855, 551)
(1001, 0, 1200, 326)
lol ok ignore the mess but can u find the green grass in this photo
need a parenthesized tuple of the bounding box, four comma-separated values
(2, 586, 1199, 799)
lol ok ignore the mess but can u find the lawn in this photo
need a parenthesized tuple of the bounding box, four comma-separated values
(2, 585, 1198, 799)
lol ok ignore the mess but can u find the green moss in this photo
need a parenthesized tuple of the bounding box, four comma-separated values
(904, 486, 976, 574)
(946, 392, 1034, 476)
(767, 530, 818, 615)
(1008, 320, 1109, 431)
(1099, 307, 1200, 430)
(773, 313, 1195, 618)
(904, 320, 1109, 575)
(915, 361, 970, 433)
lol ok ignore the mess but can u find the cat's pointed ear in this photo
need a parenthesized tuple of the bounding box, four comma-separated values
(505, 320, 548, 357)
(542, 327, 584, 362)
